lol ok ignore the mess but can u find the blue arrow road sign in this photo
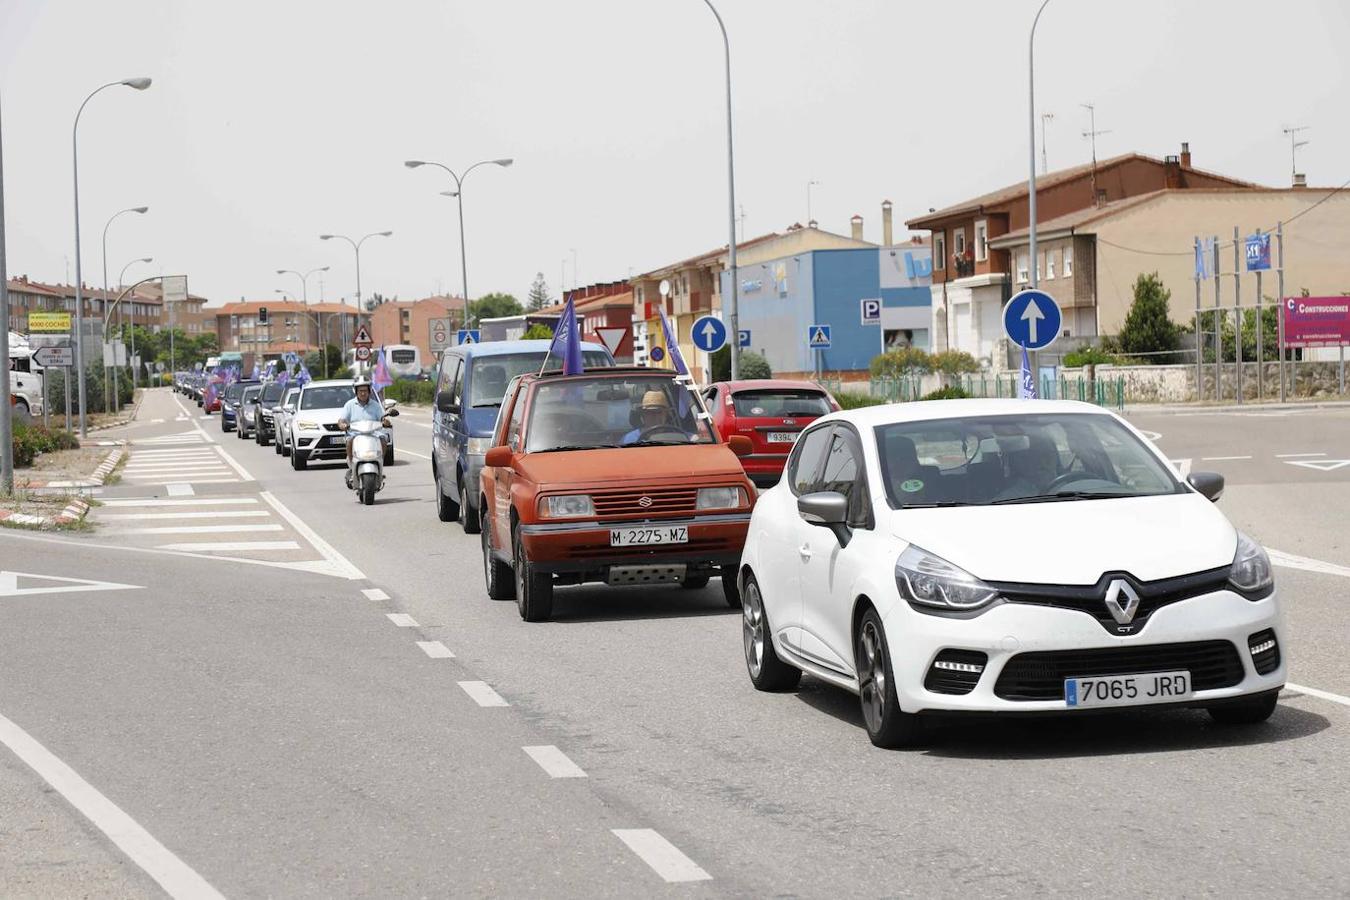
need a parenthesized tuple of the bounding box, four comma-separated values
(808, 325, 832, 349)
(457, 329, 480, 345)
(1002, 289, 1061, 350)
(860, 298, 882, 326)
(649, 346, 666, 362)
(690, 315, 728, 353)
(738, 329, 751, 348)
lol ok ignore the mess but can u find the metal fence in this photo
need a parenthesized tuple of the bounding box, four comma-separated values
(959, 373, 1126, 411)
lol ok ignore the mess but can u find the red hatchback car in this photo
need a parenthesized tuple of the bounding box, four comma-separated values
(702, 379, 839, 488)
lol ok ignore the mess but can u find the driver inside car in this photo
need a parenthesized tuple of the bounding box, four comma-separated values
(621, 390, 692, 445)
(994, 432, 1060, 501)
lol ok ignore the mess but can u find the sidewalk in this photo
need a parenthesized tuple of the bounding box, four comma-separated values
(1125, 397, 1350, 415)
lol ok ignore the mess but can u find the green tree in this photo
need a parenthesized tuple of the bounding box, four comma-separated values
(522, 322, 555, 340)
(527, 273, 552, 312)
(870, 347, 933, 380)
(929, 349, 979, 377)
(1117, 273, 1180, 356)
(709, 346, 771, 381)
(470, 292, 523, 322)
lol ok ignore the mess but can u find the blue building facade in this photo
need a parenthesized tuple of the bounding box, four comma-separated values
(720, 246, 932, 375)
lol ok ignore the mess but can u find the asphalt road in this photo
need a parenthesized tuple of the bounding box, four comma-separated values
(3, 390, 1349, 897)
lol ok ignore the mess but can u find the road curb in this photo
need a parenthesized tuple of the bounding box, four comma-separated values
(0, 497, 91, 530)
(17, 444, 126, 491)
(1126, 399, 1350, 415)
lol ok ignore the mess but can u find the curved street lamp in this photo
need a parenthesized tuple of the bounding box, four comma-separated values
(72, 76, 152, 435)
(697, 0, 740, 378)
(404, 157, 513, 328)
(99, 205, 148, 400)
(276, 265, 329, 304)
(319, 232, 391, 333)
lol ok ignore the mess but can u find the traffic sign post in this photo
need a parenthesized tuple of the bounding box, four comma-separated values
(354, 346, 372, 363)
(428, 317, 453, 354)
(808, 325, 831, 378)
(457, 329, 480, 346)
(352, 324, 373, 346)
(31, 346, 74, 368)
(860, 298, 882, 326)
(690, 315, 728, 354)
(1002, 289, 1061, 351)
(738, 329, 751, 349)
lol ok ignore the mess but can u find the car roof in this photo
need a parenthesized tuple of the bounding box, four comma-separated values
(817, 398, 1114, 429)
(523, 366, 677, 386)
(447, 339, 610, 360)
(300, 379, 353, 389)
(715, 379, 830, 393)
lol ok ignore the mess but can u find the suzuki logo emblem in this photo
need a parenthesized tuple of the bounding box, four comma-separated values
(1103, 579, 1142, 625)
(638, 496, 653, 508)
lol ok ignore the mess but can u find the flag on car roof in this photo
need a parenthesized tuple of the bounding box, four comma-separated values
(371, 346, 395, 397)
(546, 297, 584, 375)
(250, 361, 260, 381)
(296, 363, 311, 386)
(1019, 345, 1037, 400)
(277, 369, 289, 386)
(656, 304, 689, 377)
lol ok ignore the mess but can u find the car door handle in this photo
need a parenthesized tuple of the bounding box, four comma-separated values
(798, 544, 812, 561)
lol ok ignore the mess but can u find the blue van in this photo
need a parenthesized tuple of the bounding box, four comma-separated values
(431, 339, 614, 532)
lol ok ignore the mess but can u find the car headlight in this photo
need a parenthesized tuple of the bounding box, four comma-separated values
(696, 486, 745, 510)
(1230, 531, 1274, 597)
(894, 544, 1000, 613)
(296, 420, 320, 431)
(467, 437, 493, 455)
(539, 494, 595, 518)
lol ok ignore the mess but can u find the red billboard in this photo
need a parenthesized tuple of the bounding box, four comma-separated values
(1282, 296, 1350, 348)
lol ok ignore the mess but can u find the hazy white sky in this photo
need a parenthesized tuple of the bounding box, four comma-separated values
(2, 0, 1347, 308)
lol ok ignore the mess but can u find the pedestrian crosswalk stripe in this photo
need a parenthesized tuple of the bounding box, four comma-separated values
(156, 541, 302, 552)
(101, 498, 258, 507)
(121, 524, 282, 535)
(100, 511, 271, 521)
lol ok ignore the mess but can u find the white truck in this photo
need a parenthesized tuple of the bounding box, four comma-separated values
(6, 332, 44, 418)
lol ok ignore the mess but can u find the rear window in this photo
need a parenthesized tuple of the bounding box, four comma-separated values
(732, 390, 831, 418)
(390, 349, 416, 364)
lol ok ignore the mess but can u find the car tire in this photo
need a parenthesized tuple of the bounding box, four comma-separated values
(291, 449, 308, 471)
(274, 434, 283, 455)
(281, 434, 292, 457)
(459, 477, 480, 534)
(14, 398, 29, 417)
(1208, 691, 1278, 726)
(222, 418, 230, 433)
(482, 509, 515, 601)
(436, 470, 459, 523)
(680, 574, 711, 590)
(513, 526, 553, 622)
(719, 564, 741, 608)
(855, 607, 924, 749)
(742, 572, 802, 692)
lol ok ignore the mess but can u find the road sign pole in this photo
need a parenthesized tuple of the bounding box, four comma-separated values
(1212, 235, 1221, 403)
(1277, 221, 1286, 402)
(1194, 237, 1203, 401)
(1233, 226, 1242, 404)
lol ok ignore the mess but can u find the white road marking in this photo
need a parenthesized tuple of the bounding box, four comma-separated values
(150, 418, 165, 423)
(124, 478, 240, 485)
(362, 588, 390, 602)
(157, 540, 302, 551)
(523, 745, 587, 778)
(416, 640, 455, 658)
(101, 498, 258, 507)
(386, 613, 419, 627)
(458, 681, 509, 707)
(1201, 455, 1252, 461)
(398, 447, 432, 460)
(611, 829, 712, 883)
(260, 491, 365, 580)
(127, 450, 219, 458)
(0, 570, 142, 598)
(1276, 452, 1326, 458)
(1285, 459, 1350, 472)
(1268, 548, 1350, 579)
(1170, 458, 1192, 478)
(212, 445, 254, 481)
(1138, 430, 1162, 441)
(166, 483, 195, 496)
(101, 510, 270, 521)
(1286, 682, 1350, 708)
(172, 394, 218, 444)
(123, 466, 231, 474)
(120, 524, 283, 535)
(0, 710, 225, 900)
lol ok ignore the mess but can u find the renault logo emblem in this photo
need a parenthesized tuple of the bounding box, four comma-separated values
(1103, 579, 1142, 625)
(638, 496, 653, 508)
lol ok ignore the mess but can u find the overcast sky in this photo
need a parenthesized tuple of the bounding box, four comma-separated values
(2, 0, 1347, 309)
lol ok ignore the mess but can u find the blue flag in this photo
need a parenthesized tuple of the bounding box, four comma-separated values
(547, 298, 584, 375)
(250, 362, 260, 381)
(297, 363, 312, 386)
(1019, 345, 1037, 400)
(656, 304, 690, 377)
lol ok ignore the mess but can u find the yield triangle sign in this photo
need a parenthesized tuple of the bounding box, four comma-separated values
(1286, 459, 1350, 472)
(353, 324, 373, 344)
(595, 327, 628, 357)
(0, 570, 144, 598)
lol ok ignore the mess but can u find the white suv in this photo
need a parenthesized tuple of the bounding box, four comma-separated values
(287, 380, 395, 470)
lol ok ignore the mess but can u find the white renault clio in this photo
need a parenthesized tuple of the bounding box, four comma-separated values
(737, 399, 1284, 748)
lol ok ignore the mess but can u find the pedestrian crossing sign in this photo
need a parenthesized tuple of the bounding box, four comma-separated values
(808, 325, 832, 349)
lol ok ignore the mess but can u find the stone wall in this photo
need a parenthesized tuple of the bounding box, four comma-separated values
(1057, 361, 1350, 404)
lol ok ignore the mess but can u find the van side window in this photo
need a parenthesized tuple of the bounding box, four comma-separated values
(450, 358, 465, 407)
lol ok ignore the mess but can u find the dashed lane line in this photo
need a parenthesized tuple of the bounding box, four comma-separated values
(361, 588, 389, 602)
(0, 710, 226, 900)
(416, 641, 455, 659)
(1286, 683, 1350, 709)
(386, 613, 419, 627)
(611, 829, 712, 883)
(1268, 548, 1350, 579)
(398, 448, 432, 461)
(458, 681, 510, 707)
(523, 745, 587, 778)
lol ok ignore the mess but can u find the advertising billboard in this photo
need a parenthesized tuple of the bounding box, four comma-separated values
(1282, 296, 1350, 348)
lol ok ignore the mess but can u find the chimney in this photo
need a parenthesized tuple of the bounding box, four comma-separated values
(1293, 173, 1308, 189)
(1180, 142, 1191, 169)
(850, 214, 863, 241)
(882, 200, 893, 246)
(1163, 155, 1182, 189)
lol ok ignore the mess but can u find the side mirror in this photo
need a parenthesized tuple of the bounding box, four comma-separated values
(727, 435, 753, 457)
(435, 390, 456, 413)
(386, 408, 400, 417)
(797, 491, 852, 547)
(484, 445, 514, 468)
(1187, 471, 1225, 502)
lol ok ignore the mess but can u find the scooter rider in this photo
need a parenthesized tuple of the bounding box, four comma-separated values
(337, 376, 391, 488)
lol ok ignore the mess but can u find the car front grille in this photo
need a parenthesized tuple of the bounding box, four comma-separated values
(993, 640, 1245, 701)
(989, 567, 1232, 635)
(590, 487, 698, 518)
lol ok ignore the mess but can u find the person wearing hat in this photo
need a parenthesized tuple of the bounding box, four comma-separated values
(621, 389, 690, 445)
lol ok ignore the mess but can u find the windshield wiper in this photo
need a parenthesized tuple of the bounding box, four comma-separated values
(899, 500, 977, 508)
(990, 490, 1138, 505)
(535, 443, 619, 453)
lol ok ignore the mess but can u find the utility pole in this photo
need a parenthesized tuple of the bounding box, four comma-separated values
(1040, 112, 1054, 174)
(806, 180, 820, 224)
(737, 205, 746, 243)
(1283, 125, 1310, 183)
(1081, 103, 1111, 203)
(0, 96, 12, 494)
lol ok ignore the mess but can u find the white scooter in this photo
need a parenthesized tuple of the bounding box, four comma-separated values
(347, 406, 399, 505)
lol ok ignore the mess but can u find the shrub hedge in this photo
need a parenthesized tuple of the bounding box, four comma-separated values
(11, 423, 80, 468)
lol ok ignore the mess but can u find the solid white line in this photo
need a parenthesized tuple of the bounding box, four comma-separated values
(523, 745, 587, 778)
(458, 681, 509, 707)
(416, 640, 455, 659)
(1201, 455, 1252, 461)
(121, 524, 283, 535)
(157, 541, 301, 551)
(172, 394, 218, 444)
(101, 511, 271, 521)
(212, 445, 254, 482)
(386, 613, 419, 627)
(1276, 452, 1326, 458)
(166, 483, 195, 496)
(611, 829, 711, 883)
(1268, 548, 1350, 579)
(398, 448, 432, 460)
(259, 491, 365, 580)
(1286, 682, 1350, 708)
(101, 498, 258, 507)
(0, 710, 226, 899)
(361, 588, 390, 602)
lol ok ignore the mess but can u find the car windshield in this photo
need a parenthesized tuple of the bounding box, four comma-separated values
(524, 375, 716, 452)
(732, 389, 831, 418)
(301, 385, 356, 410)
(875, 413, 1183, 508)
(470, 351, 612, 408)
(262, 383, 286, 402)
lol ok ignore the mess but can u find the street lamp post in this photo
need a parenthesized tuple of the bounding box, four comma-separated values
(319, 232, 391, 336)
(100, 205, 147, 404)
(72, 76, 152, 436)
(277, 267, 330, 374)
(114, 257, 151, 390)
(1028, 0, 1051, 294)
(0, 95, 12, 494)
(276, 289, 337, 378)
(404, 158, 512, 331)
(700, 0, 741, 379)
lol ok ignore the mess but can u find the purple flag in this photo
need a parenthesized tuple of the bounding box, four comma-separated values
(546, 298, 584, 375)
(656, 304, 689, 377)
(1019, 345, 1037, 400)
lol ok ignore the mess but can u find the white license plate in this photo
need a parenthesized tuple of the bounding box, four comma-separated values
(610, 526, 689, 547)
(1064, 670, 1192, 708)
(767, 432, 799, 444)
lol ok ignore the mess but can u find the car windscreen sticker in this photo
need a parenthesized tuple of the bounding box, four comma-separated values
(900, 479, 924, 493)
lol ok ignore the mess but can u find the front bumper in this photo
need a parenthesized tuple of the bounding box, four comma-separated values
(295, 430, 347, 460)
(519, 513, 751, 574)
(883, 588, 1285, 715)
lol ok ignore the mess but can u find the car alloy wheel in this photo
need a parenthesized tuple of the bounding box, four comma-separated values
(855, 608, 923, 749)
(742, 574, 801, 692)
